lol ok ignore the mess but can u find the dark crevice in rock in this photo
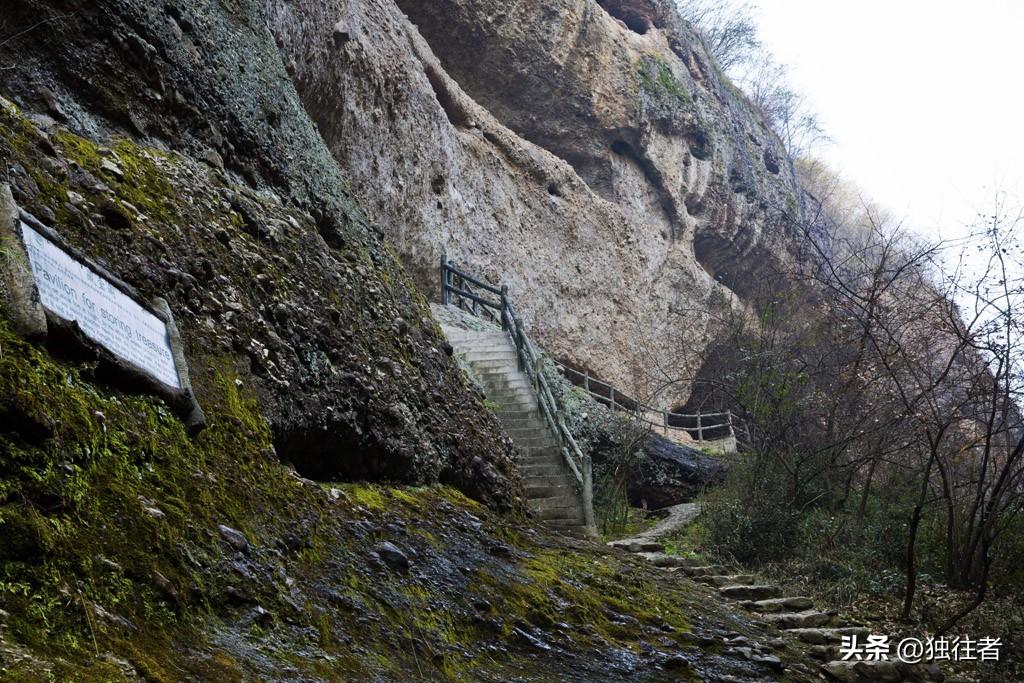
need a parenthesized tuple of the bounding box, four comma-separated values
(0, 405, 53, 446)
(424, 65, 468, 128)
(611, 138, 680, 238)
(693, 232, 735, 289)
(100, 203, 133, 230)
(274, 425, 393, 483)
(685, 127, 712, 161)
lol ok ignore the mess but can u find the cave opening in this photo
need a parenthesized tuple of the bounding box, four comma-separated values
(596, 0, 655, 35)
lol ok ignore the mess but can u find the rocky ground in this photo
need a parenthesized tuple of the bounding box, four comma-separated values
(0, 309, 828, 681)
(609, 511, 948, 683)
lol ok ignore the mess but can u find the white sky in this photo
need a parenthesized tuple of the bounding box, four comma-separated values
(754, 0, 1024, 239)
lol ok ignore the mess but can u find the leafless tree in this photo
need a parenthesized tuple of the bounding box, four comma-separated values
(677, 0, 761, 73)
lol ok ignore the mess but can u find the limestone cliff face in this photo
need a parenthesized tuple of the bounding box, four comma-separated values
(269, 0, 802, 407)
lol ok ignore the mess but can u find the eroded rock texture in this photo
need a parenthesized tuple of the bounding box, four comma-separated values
(270, 0, 802, 408)
(0, 0, 519, 508)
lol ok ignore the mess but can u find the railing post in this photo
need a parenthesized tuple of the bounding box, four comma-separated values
(610, 388, 616, 412)
(728, 411, 735, 438)
(500, 285, 509, 330)
(516, 321, 525, 371)
(582, 455, 596, 537)
(663, 411, 668, 435)
(440, 253, 449, 305)
(697, 411, 703, 443)
(584, 371, 590, 393)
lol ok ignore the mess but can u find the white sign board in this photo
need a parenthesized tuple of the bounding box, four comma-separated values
(20, 221, 182, 389)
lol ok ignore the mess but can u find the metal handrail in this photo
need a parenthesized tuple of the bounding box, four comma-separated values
(442, 257, 595, 532)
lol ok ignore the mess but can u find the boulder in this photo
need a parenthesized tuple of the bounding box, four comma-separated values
(628, 433, 728, 508)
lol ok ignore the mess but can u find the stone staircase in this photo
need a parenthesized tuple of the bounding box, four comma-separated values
(439, 317, 590, 536)
(609, 539, 946, 681)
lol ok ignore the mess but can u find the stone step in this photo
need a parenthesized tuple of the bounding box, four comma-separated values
(719, 585, 782, 601)
(807, 645, 840, 661)
(694, 574, 756, 587)
(509, 432, 556, 446)
(766, 610, 832, 630)
(530, 495, 585, 512)
(680, 565, 728, 577)
(498, 411, 545, 424)
(520, 448, 561, 458)
(465, 358, 519, 370)
(478, 371, 530, 383)
(525, 483, 578, 499)
(741, 596, 815, 613)
(607, 540, 665, 553)
(495, 404, 540, 416)
(638, 553, 704, 568)
(482, 382, 535, 395)
(528, 474, 576, 488)
(785, 627, 870, 645)
(511, 436, 558, 449)
(500, 410, 547, 423)
(461, 346, 517, 356)
(821, 659, 908, 682)
(486, 391, 538, 405)
(521, 463, 569, 477)
(520, 445, 561, 457)
(503, 422, 550, 434)
(455, 341, 515, 352)
(505, 423, 552, 436)
(535, 508, 585, 523)
(451, 342, 510, 353)
(445, 329, 507, 342)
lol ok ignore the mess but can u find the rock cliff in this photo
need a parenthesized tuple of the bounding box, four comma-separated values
(0, 0, 519, 508)
(271, 0, 802, 407)
(0, 0, 835, 679)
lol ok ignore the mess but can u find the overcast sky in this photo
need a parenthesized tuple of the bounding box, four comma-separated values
(754, 0, 1024, 239)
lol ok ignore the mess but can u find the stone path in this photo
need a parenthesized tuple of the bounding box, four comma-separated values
(609, 520, 944, 682)
(606, 502, 702, 549)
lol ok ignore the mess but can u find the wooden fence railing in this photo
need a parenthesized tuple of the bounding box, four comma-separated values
(441, 258, 737, 448)
(441, 257, 596, 532)
(552, 364, 736, 445)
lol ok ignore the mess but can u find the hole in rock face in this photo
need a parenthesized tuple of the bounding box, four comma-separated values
(611, 139, 633, 157)
(101, 203, 133, 231)
(685, 129, 712, 161)
(596, 0, 658, 34)
(274, 422, 407, 484)
(694, 233, 736, 289)
(547, 182, 562, 197)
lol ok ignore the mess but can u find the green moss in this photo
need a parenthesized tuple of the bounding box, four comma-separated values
(338, 483, 387, 511)
(0, 320, 300, 678)
(636, 55, 692, 106)
(55, 131, 178, 224)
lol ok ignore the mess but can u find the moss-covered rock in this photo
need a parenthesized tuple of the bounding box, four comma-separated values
(0, 53, 519, 510)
